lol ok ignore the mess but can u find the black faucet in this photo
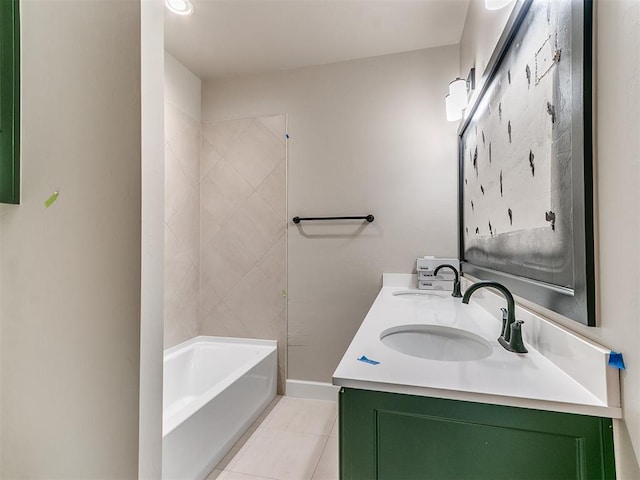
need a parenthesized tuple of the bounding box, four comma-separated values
(461, 281, 527, 353)
(433, 264, 462, 298)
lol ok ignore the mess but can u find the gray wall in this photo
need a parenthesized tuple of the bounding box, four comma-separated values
(140, 0, 165, 476)
(203, 46, 460, 382)
(459, 0, 640, 475)
(0, 1, 142, 477)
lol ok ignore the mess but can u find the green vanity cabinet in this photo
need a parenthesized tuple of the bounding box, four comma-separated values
(339, 388, 616, 480)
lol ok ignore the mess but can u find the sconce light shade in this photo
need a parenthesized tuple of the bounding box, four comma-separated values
(446, 94, 462, 122)
(448, 78, 468, 111)
(485, 0, 513, 10)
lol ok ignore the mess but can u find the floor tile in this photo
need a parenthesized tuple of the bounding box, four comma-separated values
(215, 425, 263, 471)
(213, 396, 281, 472)
(252, 395, 283, 427)
(262, 396, 337, 436)
(229, 426, 327, 480)
(312, 435, 338, 480)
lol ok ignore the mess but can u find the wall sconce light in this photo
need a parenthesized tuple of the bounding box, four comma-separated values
(485, 0, 514, 11)
(166, 0, 195, 15)
(449, 78, 467, 109)
(445, 68, 475, 122)
(445, 94, 462, 122)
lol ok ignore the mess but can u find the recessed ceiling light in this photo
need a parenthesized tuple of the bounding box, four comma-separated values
(166, 0, 194, 16)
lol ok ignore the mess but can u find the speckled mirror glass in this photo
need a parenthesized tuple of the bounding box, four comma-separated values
(459, 0, 595, 326)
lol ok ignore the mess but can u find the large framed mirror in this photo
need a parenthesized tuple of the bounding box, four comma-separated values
(459, 0, 595, 326)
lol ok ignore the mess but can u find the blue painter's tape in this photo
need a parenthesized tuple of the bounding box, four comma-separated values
(608, 351, 626, 370)
(358, 355, 380, 365)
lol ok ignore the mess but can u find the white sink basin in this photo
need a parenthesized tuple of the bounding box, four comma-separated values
(380, 324, 493, 362)
(392, 290, 444, 300)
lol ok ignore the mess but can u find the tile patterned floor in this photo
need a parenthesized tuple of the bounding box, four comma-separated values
(206, 396, 339, 480)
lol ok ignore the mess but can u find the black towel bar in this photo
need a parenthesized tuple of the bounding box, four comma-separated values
(292, 214, 374, 224)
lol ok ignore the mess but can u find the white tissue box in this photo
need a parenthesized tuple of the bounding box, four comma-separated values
(416, 257, 460, 280)
(418, 270, 456, 281)
(418, 279, 454, 291)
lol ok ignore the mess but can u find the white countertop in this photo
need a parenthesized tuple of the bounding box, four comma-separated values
(333, 277, 622, 418)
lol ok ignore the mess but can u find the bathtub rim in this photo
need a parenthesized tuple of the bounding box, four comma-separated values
(163, 335, 277, 359)
(163, 335, 277, 436)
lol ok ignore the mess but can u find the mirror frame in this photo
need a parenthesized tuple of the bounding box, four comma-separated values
(458, 0, 596, 326)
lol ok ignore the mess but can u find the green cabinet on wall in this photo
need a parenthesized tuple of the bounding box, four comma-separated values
(0, 0, 19, 204)
(339, 388, 616, 480)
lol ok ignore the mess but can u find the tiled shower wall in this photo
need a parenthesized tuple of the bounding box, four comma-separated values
(199, 115, 287, 393)
(164, 102, 202, 348)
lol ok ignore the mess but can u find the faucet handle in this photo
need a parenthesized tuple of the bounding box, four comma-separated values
(508, 320, 528, 354)
(452, 279, 462, 298)
(500, 308, 509, 338)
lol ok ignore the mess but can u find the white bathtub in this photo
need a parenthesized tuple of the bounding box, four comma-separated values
(162, 336, 277, 480)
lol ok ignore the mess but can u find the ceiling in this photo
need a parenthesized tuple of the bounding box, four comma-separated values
(164, 0, 471, 80)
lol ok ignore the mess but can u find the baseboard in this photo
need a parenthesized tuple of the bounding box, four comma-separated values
(285, 379, 340, 403)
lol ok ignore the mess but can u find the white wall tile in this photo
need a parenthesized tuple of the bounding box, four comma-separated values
(200, 159, 254, 227)
(202, 118, 253, 157)
(200, 229, 255, 299)
(224, 120, 285, 188)
(202, 139, 223, 178)
(257, 234, 287, 290)
(223, 267, 285, 332)
(165, 102, 193, 144)
(223, 192, 285, 263)
(164, 100, 201, 349)
(200, 115, 287, 393)
(257, 160, 287, 218)
(258, 114, 287, 144)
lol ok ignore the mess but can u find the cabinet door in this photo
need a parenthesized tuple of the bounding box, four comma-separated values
(0, 0, 20, 204)
(340, 388, 615, 480)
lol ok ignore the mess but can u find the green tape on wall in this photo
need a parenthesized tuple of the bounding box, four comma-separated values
(44, 191, 59, 208)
